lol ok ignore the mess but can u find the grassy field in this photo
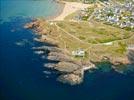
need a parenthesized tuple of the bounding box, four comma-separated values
(42, 19, 133, 62)
(38, 0, 133, 62)
(56, 21, 133, 44)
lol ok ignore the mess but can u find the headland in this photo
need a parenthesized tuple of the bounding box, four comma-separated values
(24, 0, 134, 85)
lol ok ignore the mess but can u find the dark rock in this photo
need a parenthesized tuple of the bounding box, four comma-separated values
(32, 46, 62, 53)
(57, 73, 83, 85)
(47, 52, 72, 62)
(44, 63, 56, 69)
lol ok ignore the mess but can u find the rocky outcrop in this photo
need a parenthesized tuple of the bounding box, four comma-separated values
(57, 73, 83, 85)
(48, 52, 72, 62)
(55, 61, 81, 73)
(34, 45, 95, 85)
(44, 63, 57, 69)
(33, 46, 62, 53)
(33, 44, 96, 85)
(24, 19, 49, 35)
(25, 19, 96, 85)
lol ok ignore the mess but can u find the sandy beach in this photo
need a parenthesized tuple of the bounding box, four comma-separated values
(53, 1, 90, 21)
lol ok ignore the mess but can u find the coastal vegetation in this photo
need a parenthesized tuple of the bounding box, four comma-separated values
(56, 21, 133, 44)
(25, 0, 134, 85)
(61, 0, 126, 3)
(25, 18, 133, 65)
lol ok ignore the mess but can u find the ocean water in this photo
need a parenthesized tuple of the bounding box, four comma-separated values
(0, 0, 62, 22)
(0, 0, 134, 100)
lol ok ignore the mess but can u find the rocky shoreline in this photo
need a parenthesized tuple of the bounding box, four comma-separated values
(24, 19, 134, 85)
(32, 45, 96, 85)
(24, 19, 97, 85)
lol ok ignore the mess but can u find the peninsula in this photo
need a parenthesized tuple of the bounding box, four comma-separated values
(25, 0, 134, 85)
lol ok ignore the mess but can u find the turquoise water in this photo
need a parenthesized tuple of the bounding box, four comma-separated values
(0, 0, 62, 22)
(0, 0, 134, 100)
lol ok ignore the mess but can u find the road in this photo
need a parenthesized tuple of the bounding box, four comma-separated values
(54, 23, 89, 44)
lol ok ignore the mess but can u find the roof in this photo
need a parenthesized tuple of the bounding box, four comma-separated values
(72, 49, 85, 56)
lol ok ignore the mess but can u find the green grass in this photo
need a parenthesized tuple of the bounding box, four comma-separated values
(79, 36, 86, 40)
(115, 42, 127, 54)
(56, 21, 133, 44)
(53, 20, 134, 62)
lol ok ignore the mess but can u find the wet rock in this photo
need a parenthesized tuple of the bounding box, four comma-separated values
(24, 19, 39, 29)
(57, 73, 83, 85)
(32, 46, 62, 53)
(24, 19, 49, 35)
(43, 71, 51, 75)
(24, 23, 34, 29)
(44, 63, 56, 69)
(73, 69, 83, 76)
(48, 52, 71, 62)
(34, 50, 44, 55)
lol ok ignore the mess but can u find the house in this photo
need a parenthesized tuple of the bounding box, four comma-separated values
(72, 49, 85, 57)
(107, 16, 119, 24)
(120, 22, 127, 28)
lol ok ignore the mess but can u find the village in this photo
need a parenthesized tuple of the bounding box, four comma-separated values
(76, 0, 134, 30)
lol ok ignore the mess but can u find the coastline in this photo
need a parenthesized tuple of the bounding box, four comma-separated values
(1, 0, 134, 99)
(45, 0, 65, 20)
(24, 18, 134, 85)
(24, 19, 97, 85)
(24, 1, 134, 85)
(49, 0, 90, 21)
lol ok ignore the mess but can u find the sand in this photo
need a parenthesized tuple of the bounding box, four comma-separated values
(53, 1, 90, 21)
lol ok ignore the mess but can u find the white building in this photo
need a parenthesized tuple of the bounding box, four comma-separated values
(72, 49, 85, 57)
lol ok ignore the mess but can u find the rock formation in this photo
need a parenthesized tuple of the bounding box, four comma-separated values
(25, 19, 96, 85)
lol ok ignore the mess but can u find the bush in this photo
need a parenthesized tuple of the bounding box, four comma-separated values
(79, 36, 86, 40)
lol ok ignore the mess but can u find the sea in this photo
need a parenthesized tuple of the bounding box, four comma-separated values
(0, 0, 134, 100)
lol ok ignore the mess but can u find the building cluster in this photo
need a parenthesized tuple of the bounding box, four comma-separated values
(74, 7, 94, 21)
(72, 49, 85, 57)
(94, 0, 134, 29)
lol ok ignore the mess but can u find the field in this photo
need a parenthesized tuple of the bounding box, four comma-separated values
(43, 19, 133, 62)
(42, 0, 134, 62)
(56, 21, 133, 44)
